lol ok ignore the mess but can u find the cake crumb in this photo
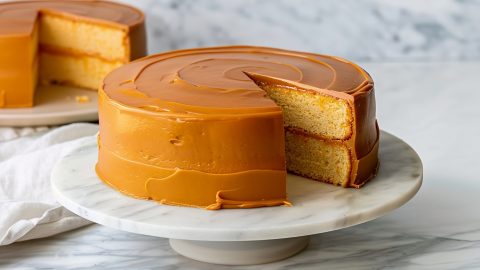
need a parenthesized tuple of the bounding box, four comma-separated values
(75, 95, 90, 103)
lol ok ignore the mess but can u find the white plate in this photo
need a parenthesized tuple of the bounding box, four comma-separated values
(0, 85, 98, 126)
(51, 131, 422, 265)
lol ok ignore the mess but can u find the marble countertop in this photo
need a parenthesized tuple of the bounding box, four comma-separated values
(1, 62, 479, 269)
(119, 0, 480, 62)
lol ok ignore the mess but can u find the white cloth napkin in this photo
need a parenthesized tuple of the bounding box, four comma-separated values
(0, 123, 98, 245)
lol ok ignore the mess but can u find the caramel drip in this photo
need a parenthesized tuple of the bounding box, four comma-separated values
(206, 192, 292, 210)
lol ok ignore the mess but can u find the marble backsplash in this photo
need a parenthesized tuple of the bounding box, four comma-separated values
(120, 0, 479, 62)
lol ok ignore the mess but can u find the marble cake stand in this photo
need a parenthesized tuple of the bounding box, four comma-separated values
(51, 131, 422, 265)
(0, 85, 98, 126)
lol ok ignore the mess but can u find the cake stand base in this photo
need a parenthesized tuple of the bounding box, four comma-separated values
(169, 236, 310, 265)
(52, 131, 423, 266)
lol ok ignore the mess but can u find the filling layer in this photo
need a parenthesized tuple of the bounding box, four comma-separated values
(40, 52, 123, 90)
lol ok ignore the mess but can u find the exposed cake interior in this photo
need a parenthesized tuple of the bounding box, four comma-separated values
(37, 11, 128, 89)
(40, 51, 123, 89)
(0, 0, 147, 108)
(248, 77, 355, 187)
(258, 83, 353, 139)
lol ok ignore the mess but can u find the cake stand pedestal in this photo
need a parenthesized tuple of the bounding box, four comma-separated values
(51, 131, 422, 265)
(0, 85, 98, 126)
(169, 236, 310, 265)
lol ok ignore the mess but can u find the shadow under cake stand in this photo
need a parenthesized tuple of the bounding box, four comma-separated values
(51, 131, 422, 265)
(0, 85, 98, 126)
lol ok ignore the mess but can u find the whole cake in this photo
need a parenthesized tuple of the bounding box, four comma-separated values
(96, 46, 379, 210)
(0, 0, 146, 108)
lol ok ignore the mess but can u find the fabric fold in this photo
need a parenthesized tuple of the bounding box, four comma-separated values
(0, 123, 98, 245)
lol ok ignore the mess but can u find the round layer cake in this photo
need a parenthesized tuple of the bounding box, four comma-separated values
(96, 46, 379, 210)
(0, 0, 146, 108)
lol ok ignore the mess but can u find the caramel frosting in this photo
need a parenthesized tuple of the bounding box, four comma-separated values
(0, 0, 146, 108)
(97, 46, 379, 209)
(0, 1, 144, 34)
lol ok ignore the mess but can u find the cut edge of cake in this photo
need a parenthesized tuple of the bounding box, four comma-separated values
(285, 130, 352, 186)
(39, 9, 130, 62)
(244, 71, 378, 188)
(256, 83, 354, 140)
(37, 9, 131, 90)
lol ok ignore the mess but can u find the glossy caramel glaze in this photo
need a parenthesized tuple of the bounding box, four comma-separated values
(97, 46, 379, 209)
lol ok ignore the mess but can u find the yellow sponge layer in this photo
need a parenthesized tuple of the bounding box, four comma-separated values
(285, 130, 351, 186)
(40, 52, 123, 90)
(262, 85, 352, 140)
(40, 12, 128, 61)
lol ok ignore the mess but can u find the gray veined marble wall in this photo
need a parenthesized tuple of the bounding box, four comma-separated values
(122, 0, 479, 62)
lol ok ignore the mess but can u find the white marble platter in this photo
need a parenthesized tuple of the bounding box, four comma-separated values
(0, 85, 98, 126)
(51, 131, 422, 242)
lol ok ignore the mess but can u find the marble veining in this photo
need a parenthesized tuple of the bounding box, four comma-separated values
(1, 220, 479, 269)
(119, 0, 480, 62)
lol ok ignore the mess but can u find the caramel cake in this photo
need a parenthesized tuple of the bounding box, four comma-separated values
(96, 46, 379, 210)
(0, 0, 146, 108)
